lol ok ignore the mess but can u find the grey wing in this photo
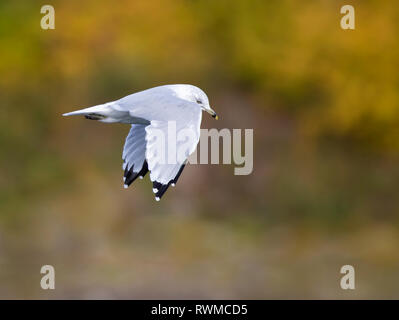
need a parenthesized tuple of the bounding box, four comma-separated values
(145, 104, 202, 200)
(114, 90, 192, 122)
(122, 124, 149, 188)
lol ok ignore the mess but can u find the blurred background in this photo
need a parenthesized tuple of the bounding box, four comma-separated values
(1, 0, 399, 299)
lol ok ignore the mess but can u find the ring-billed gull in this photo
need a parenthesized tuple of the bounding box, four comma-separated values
(63, 84, 218, 201)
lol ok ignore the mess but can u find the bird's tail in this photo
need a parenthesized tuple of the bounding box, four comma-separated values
(62, 103, 111, 117)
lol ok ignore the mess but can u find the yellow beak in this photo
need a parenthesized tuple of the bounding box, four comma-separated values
(206, 108, 218, 120)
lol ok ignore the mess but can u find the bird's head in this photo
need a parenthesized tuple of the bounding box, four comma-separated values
(173, 85, 218, 120)
(194, 90, 218, 120)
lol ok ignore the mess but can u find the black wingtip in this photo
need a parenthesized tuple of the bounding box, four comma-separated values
(152, 181, 171, 200)
(171, 164, 186, 185)
(123, 161, 149, 188)
(151, 163, 187, 200)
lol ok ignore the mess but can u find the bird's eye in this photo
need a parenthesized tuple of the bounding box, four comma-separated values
(196, 99, 202, 105)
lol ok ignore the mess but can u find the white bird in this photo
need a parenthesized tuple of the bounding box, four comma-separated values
(63, 84, 218, 201)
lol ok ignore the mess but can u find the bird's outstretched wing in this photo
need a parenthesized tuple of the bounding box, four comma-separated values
(144, 106, 202, 200)
(122, 124, 149, 188)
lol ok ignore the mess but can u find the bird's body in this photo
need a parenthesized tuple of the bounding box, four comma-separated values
(63, 84, 217, 201)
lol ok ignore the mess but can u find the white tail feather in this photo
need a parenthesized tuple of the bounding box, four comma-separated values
(62, 103, 109, 117)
